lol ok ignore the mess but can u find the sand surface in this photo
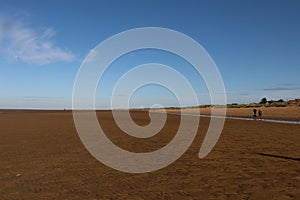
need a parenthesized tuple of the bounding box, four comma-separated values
(164, 107, 300, 121)
(0, 110, 299, 199)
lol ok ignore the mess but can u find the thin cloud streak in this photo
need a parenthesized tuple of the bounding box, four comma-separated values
(263, 83, 300, 91)
(23, 96, 64, 101)
(264, 87, 300, 91)
(0, 16, 75, 65)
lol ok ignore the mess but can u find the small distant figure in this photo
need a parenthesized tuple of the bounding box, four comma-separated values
(253, 108, 257, 117)
(258, 109, 262, 118)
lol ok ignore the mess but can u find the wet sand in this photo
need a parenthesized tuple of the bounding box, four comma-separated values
(0, 110, 299, 199)
(165, 107, 300, 121)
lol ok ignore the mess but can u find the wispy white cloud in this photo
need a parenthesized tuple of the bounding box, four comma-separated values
(0, 16, 75, 65)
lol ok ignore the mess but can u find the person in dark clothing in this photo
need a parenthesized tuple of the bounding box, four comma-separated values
(253, 108, 257, 117)
(258, 109, 262, 118)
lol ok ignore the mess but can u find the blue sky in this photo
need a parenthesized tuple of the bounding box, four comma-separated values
(0, 0, 300, 109)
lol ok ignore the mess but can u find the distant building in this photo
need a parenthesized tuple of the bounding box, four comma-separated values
(288, 99, 300, 103)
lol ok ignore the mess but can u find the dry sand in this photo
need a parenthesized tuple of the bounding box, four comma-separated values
(0, 110, 299, 199)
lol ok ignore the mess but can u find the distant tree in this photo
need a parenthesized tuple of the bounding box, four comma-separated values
(260, 97, 267, 104)
(278, 99, 284, 103)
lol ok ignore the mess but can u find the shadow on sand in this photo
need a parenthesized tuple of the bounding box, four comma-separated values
(257, 153, 300, 161)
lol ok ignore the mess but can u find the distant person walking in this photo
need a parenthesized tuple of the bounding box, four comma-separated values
(253, 108, 257, 117)
(258, 109, 262, 118)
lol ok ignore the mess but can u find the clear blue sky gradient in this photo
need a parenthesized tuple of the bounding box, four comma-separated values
(0, 0, 299, 109)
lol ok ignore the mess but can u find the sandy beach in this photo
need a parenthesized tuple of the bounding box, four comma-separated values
(0, 110, 299, 199)
(164, 107, 300, 121)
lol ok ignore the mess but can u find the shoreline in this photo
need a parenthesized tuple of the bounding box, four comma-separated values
(161, 107, 300, 122)
(1, 107, 300, 122)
